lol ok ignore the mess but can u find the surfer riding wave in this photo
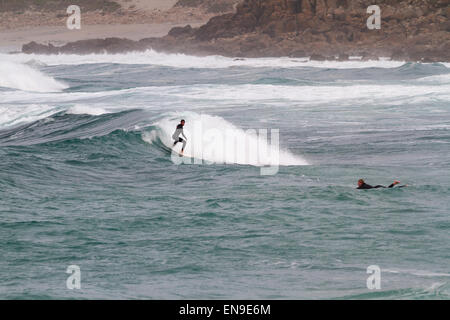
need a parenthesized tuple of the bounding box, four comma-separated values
(172, 119, 187, 155)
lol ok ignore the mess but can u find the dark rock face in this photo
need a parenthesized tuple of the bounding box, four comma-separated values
(168, 25, 195, 38)
(22, 0, 450, 61)
(23, 38, 142, 54)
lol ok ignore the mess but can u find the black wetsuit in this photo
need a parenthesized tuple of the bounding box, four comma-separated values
(172, 124, 187, 150)
(357, 183, 396, 190)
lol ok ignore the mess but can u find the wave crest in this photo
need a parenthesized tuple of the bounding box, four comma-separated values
(143, 112, 308, 166)
(0, 61, 67, 92)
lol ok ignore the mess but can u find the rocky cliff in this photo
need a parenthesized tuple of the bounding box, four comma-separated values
(22, 0, 450, 61)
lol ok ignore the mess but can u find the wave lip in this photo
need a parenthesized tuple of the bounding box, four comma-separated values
(143, 112, 308, 167)
(0, 61, 67, 92)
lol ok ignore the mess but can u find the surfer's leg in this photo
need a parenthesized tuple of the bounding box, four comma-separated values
(373, 185, 386, 188)
(174, 137, 182, 146)
(181, 139, 186, 152)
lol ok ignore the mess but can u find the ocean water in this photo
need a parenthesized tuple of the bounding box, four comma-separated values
(0, 50, 449, 299)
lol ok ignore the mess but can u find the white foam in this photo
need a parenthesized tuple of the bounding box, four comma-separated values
(0, 60, 67, 92)
(66, 105, 108, 116)
(415, 73, 450, 84)
(384, 269, 450, 277)
(140, 83, 450, 106)
(0, 51, 447, 131)
(7, 81, 448, 107)
(1, 51, 407, 69)
(143, 112, 308, 166)
(1, 81, 447, 130)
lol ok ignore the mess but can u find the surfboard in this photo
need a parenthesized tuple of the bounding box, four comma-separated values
(170, 145, 192, 160)
(155, 139, 193, 161)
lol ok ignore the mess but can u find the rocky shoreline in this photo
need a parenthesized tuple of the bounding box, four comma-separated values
(22, 0, 450, 62)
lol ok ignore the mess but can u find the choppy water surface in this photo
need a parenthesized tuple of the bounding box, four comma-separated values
(0, 51, 449, 299)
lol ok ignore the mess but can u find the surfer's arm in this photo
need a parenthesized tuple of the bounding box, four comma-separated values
(388, 181, 401, 188)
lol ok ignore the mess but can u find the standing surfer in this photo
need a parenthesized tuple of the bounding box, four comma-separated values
(172, 119, 187, 156)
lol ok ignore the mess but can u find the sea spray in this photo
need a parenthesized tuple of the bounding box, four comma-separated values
(0, 61, 67, 92)
(143, 112, 308, 168)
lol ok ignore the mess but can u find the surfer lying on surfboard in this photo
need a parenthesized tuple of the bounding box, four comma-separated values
(172, 119, 187, 156)
(357, 179, 407, 190)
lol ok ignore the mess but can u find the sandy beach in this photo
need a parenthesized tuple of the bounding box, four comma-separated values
(0, 0, 211, 52)
(115, 0, 179, 11)
(0, 22, 205, 53)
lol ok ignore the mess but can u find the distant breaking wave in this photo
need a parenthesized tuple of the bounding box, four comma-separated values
(0, 61, 67, 92)
(1, 51, 407, 69)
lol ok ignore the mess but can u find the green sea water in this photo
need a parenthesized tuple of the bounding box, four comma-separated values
(0, 52, 449, 299)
